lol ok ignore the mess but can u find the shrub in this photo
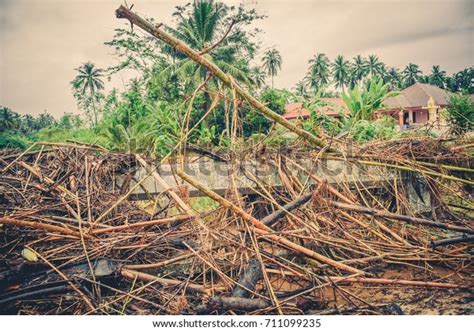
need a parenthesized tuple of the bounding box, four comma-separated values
(446, 93, 474, 135)
(0, 132, 31, 149)
(350, 118, 399, 142)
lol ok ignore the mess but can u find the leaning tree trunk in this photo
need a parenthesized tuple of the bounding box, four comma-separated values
(115, 5, 328, 150)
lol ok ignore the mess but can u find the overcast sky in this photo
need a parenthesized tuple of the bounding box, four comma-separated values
(0, 0, 473, 118)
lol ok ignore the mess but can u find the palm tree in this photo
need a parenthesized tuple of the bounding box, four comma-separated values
(367, 55, 383, 78)
(306, 53, 331, 91)
(161, 0, 260, 122)
(402, 63, 422, 87)
(0, 106, 19, 132)
(453, 68, 473, 93)
(21, 114, 38, 133)
(167, 0, 260, 88)
(262, 48, 282, 88)
(250, 67, 266, 90)
(37, 112, 55, 129)
(351, 55, 368, 85)
(332, 55, 350, 92)
(294, 80, 309, 98)
(385, 67, 402, 90)
(71, 62, 105, 126)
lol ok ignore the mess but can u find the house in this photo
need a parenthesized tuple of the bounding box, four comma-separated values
(378, 83, 450, 131)
(283, 98, 347, 120)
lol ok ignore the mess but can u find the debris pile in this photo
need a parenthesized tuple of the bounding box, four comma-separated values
(0, 140, 472, 315)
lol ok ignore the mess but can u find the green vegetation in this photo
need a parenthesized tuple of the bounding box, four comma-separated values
(342, 77, 393, 126)
(0, 106, 59, 149)
(350, 117, 400, 143)
(446, 93, 474, 136)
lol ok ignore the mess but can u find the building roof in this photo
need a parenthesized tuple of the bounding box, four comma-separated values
(283, 98, 347, 120)
(283, 102, 308, 120)
(383, 83, 450, 109)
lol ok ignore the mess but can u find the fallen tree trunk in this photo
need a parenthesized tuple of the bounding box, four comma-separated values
(115, 5, 327, 149)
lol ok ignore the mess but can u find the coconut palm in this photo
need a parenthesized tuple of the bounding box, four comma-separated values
(351, 55, 369, 85)
(250, 67, 267, 90)
(294, 80, 309, 98)
(367, 55, 383, 78)
(0, 106, 19, 132)
(71, 62, 105, 126)
(332, 55, 350, 92)
(162, 0, 259, 94)
(21, 114, 38, 133)
(385, 67, 402, 90)
(402, 63, 422, 87)
(453, 68, 473, 93)
(430, 66, 446, 88)
(37, 112, 56, 129)
(262, 48, 282, 88)
(306, 53, 331, 91)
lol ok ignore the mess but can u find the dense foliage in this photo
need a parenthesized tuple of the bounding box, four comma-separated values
(342, 77, 394, 126)
(300, 53, 473, 94)
(445, 93, 474, 135)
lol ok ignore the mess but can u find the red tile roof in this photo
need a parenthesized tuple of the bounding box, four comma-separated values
(283, 102, 309, 120)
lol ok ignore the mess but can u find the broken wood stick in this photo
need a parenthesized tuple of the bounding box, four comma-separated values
(92, 173, 150, 226)
(25, 246, 95, 310)
(0, 217, 83, 238)
(115, 5, 328, 149)
(18, 161, 76, 200)
(261, 192, 313, 227)
(124, 252, 196, 270)
(431, 235, 474, 248)
(284, 156, 355, 204)
(252, 228, 363, 275)
(176, 169, 270, 231)
(135, 154, 194, 216)
(90, 214, 194, 235)
(328, 200, 474, 234)
(120, 268, 221, 295)
(176, 169, 364, 275)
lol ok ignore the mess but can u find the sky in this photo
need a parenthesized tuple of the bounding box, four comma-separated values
(0, 0, 473, 118)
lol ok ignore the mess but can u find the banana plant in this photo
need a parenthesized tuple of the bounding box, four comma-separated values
(342, 76, 396, 127)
